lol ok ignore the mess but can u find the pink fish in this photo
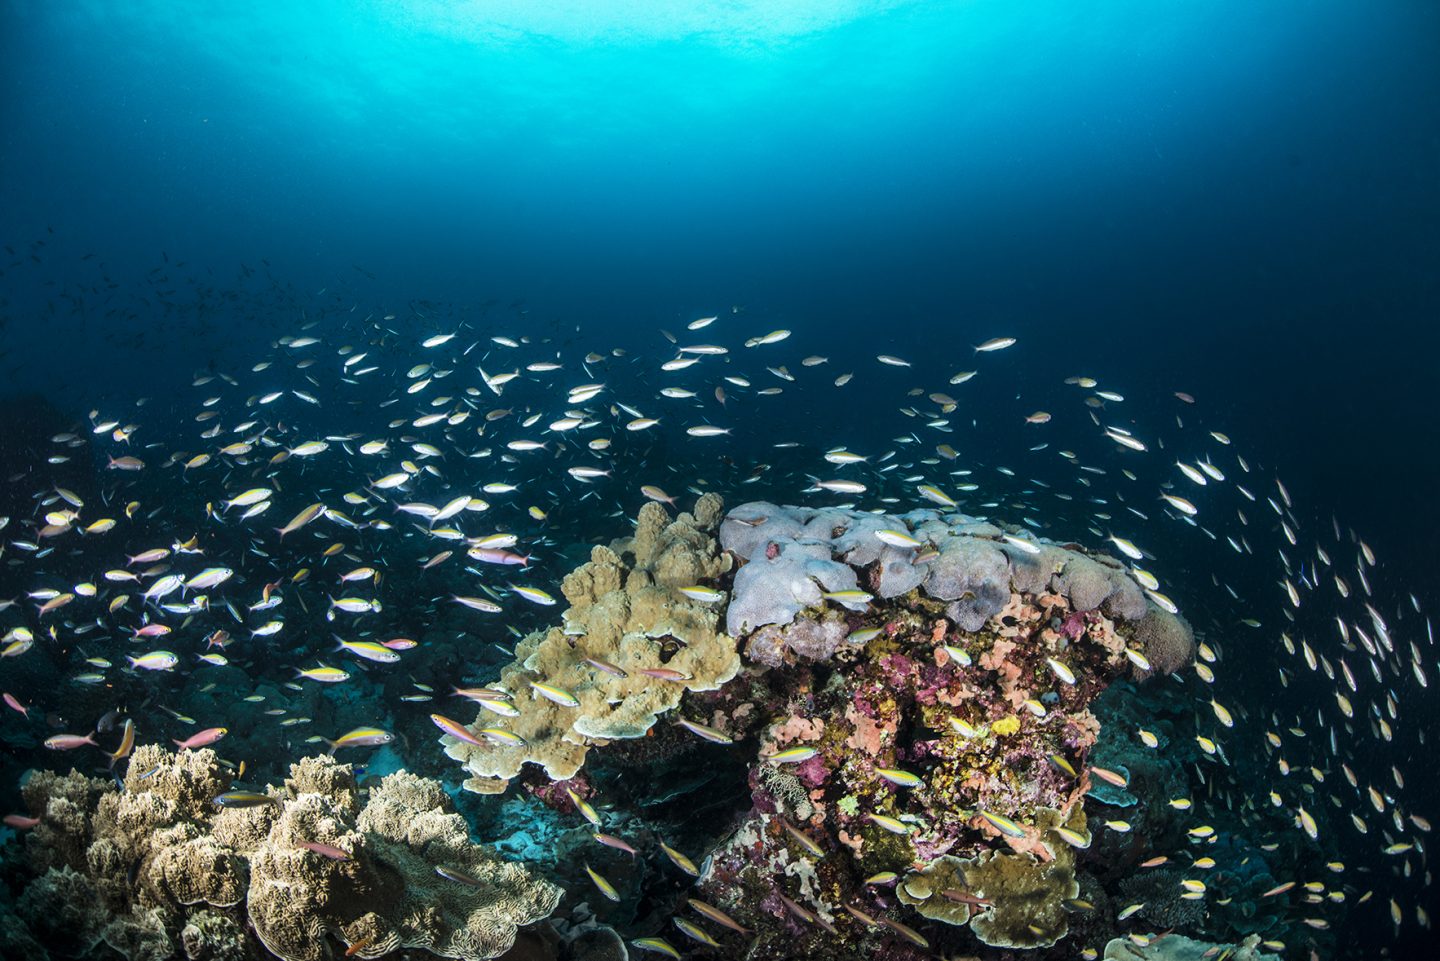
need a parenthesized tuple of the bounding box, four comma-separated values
(173, 727, 228, 750)
(381, 637, 418, 650)
(133, 624, 173, 638)
(296, 839, 351, 860)
(3, 814, 40, 829)
(638, 667, 691, 682)
(430, 714, 482, 746)
(2, 692, 28, 718)
(44, 733, 97, 751)
(468, 548, 530, 567)
(592, 832, 637, 856)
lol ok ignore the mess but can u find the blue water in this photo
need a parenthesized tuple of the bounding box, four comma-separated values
(2, 2, 1439, 958)
(4, 1, 1438, 559)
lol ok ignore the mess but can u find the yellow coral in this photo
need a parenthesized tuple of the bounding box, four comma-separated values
(443, 494, 741, 794)
(991, 715, 1021, 736)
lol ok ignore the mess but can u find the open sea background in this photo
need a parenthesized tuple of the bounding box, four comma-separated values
(1, 1, 1438, 957)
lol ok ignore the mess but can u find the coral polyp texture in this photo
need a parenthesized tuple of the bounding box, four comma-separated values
(441, 493, 741, 794)
(7, 744, 559, 961)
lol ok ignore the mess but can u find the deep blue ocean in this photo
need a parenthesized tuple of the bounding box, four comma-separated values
(1, 3, 1437, 960)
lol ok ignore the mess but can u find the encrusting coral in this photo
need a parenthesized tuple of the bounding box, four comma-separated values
(442, 493, 742, 794)
(11, 744, 560, 961)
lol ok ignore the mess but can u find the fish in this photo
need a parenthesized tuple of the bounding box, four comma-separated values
(687, 898, 749, 934)
(677, 585, 725, 603)
(430, 714, 482, 746)
(212, 791, 277, 809)
(328, 727, 395, 752)
(276, 502, 328, 539)
(434, 865, 483, 886)
(874, 767, 924, 788)
(296, 839, 351, 860)
(630, 938, 681, 959)
(128, 651, 179, 671)
(584, 864, 621, 901)
(659, 841, 699, 875)
(173, 727, 228, 750)
(977, 809, 1026, 838)
(528, 681, 580, 707)
(867, 812, 913, 835)
(510, 585, 557, 606)
(296, 665, 350, 683)
(334, 639, 401, 663)
(675, 718, 733, 743)
(451, 595, 502, 613)
(672, 917, 719, 947)
(592, 832, 637, 855)
(1045, 657, 1076, 685)
(781, 819, 825, 857)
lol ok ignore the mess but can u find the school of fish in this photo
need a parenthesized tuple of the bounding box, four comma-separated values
(0, 287, 1433, 958)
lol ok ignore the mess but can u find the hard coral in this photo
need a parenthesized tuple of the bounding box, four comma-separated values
(956, 847, 1080, 948)
(251, 765, 561, 961)
(1102, 933, 1281, 961)
(894, 856, 974, 926)
(443, 494, 741, 794)
(1131, 607, 1197, 677)
(722, 502, 1164, 644)
(11, 746, 559, 961)
(711, 502, 1179, 956)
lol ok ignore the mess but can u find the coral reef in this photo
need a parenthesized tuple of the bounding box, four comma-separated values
(1102, 932, 1280, 961)
(8, 744, 560, 960)
(718, 501, 1186, 676)
(662, 502, 1194, 957)
(442, 494, 741, 794)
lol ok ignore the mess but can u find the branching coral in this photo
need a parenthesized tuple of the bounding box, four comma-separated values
(443, 494, 741, 794)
